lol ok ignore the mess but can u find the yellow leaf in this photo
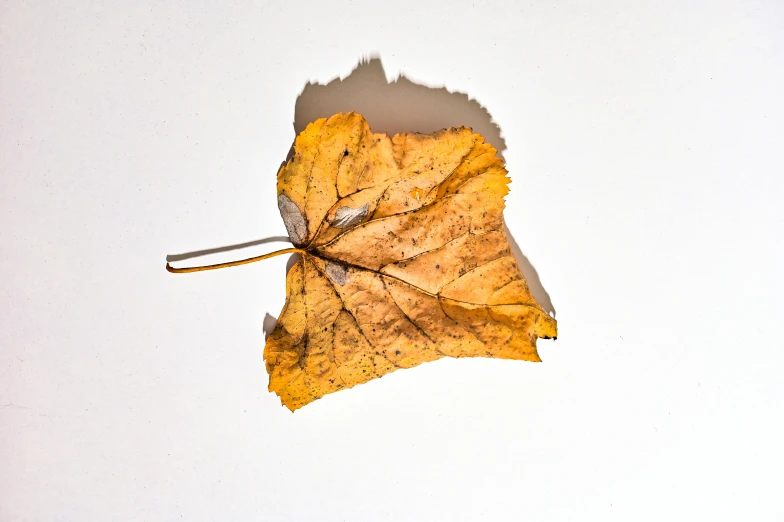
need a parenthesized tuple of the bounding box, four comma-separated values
(267, 112, 557, 410)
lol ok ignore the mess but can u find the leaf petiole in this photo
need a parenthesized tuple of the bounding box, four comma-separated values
(166, 247, 305, 274)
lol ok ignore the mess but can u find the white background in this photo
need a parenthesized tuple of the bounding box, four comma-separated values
(2, 1, 783, 520)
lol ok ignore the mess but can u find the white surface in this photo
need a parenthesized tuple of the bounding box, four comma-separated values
(2, 1, 783, 520)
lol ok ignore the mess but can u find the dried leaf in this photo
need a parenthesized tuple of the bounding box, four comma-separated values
(266, 112, 557, 410)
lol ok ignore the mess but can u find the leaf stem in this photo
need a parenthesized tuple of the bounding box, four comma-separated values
(166, 247, 305, 274)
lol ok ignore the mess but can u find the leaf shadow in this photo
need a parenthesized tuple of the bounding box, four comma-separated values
(166, 236, 290, 263)
(504, 221, 555, 316)
(263, 313, 278, 340)
(287, 55, 556, 317)
(292, 55, 507, 158)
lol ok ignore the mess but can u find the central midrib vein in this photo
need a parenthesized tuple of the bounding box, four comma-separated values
(299, 250, 549, 313)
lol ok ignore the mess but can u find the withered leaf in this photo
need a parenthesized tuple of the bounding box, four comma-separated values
(266, 112, 557, 410)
